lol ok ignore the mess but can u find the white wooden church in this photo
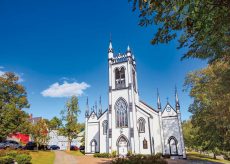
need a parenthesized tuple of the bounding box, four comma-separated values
(85, 41, 186, 158)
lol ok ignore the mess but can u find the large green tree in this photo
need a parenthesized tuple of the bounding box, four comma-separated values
(130, 0, 230, 62)
(0, 72, 30, 141)
(184, 60, 230, 156)
(59, 96, 81, 151)
(48, 116, 62, 130)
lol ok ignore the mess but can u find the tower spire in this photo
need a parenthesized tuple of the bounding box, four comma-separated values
(98, 96, 102, 116)
(108, 38, 114, 59)
(95, 101, 97, 116)
(175, 86, 180, 110)
(157, 88, 161, 110)
(85, 97, 89, 117)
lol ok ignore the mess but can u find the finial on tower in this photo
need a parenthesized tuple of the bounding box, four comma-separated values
(175, 85, 180, 109)
(85, 97, 89, 117)
(98, 96, 102, 116)
(157, 88, 161, 111)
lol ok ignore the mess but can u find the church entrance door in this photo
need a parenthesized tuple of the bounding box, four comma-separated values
(91, 140, 97, 153)
(117, 136, 128, 156)
(169, 137, 178, 155)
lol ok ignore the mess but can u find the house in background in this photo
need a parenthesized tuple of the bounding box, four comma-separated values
(7, 115, 42, 144)
(48, 130, 79, 150)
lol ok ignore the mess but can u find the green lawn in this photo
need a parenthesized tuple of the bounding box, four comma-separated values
(187, 152, 230, 164)
(66, 150, 84, 156)
(30, 151, 55, 164)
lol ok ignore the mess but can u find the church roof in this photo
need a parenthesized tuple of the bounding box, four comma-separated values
(139, 100, 159, 113)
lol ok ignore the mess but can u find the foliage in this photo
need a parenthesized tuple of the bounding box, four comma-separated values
(130, 0, 230, 62)
(30, 119, 49, 149)
(0, 150, 31, 164)
(184, 60, 230, 156)
(59, 96, 81, 151)
(48, 116, 62, 130)
(14, 154, 31, 164)
(182, 120, 199, 150)
(0, 156, 14, 164)
(112, 154, 167, 164)
(111, 151, 117, 158)
(94, 153, 110, 158)
(0, 72, 30, 141)
(127, 150, 132, 157)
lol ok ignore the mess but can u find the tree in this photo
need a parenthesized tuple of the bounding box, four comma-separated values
(184, 60, 230, 157)
(48, 116, 62, 130)
(182, 120, 199, 151)
(30, 119, 49, 149)
(0, 72, 30, 141)
(130, 0, 230, 62)
(59, 96, 81, 151)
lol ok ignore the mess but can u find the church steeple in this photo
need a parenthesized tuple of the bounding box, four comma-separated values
(108, 40, 114, 59)
(175, 86, 180, 111)
(98, 96, 102, 116)
(85, 97, 89, 117)
(157, 88, 161, 111)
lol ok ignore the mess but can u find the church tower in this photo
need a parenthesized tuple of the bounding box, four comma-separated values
(107, 41, 140, 155)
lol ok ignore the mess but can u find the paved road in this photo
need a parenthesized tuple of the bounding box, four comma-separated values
(54, 151, 77, 164)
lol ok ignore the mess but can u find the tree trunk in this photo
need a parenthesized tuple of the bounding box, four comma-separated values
(67, 137, 71, 151)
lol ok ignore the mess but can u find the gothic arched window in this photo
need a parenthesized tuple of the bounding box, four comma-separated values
(115, 98, 128, 128)
(102, 120, 108, 135)
(143, 138, 148, 149)
(138, 117, 145, 133)
(115, 67, 126, 89)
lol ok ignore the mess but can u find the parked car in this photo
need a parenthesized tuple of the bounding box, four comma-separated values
(0, 140, 22, 149)
(24, 141, 49, 150)
(70, 145, 79, 151)
(79, 146, 85, 152)
(49, 145, 60, 150)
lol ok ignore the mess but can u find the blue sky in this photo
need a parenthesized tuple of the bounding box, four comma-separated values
(0, 0, 206, 123)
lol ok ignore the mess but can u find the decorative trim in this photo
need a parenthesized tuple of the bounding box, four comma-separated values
(109, 105, 112, 113)
(112, 87, 129, 91)
(129, 102, 133, 112)
(128, 83, 132, 89)
(109, 129, 112, 138)
(130, 128, 134, 138)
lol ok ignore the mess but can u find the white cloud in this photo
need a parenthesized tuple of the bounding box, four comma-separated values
(41, 81, 90, 98)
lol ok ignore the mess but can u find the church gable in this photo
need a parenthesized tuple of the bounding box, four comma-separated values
(88, 112, 98, 122)
(162, 103, 177, 117)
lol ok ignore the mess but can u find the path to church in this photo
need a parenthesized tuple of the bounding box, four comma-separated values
(54, 151, 78, 164)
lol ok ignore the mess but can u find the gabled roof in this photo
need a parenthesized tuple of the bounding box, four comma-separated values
(98, 109, 108, 120)
(162, 102, 176, 113)
(139, 100, 159, 113)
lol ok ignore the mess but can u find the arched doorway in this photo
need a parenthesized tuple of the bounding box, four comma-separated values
(168, 136, 178, 155)
(117, 135, 128, 156)
(90, 139, 97, 153)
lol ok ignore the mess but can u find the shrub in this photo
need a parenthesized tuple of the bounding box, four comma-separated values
(163, 154, 170, 158)
(127, 150, 132, 157)
(15, 154, 32, 164)
(155, 152, 163, 158)
(94, 153, 110, 158)
(0, 156, 14, 164)
(111, 151, 117, 158)
(112, 154, 167, 164)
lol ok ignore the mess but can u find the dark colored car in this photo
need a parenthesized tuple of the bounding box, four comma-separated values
(79, 146, 85, 152)
(0, 140, 22, 149)
(24, 142, 48, 150)
(70, 145, 79, 151)
(49, 145, 60, 150)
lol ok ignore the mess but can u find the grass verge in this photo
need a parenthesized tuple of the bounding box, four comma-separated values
(30, 151, 55, 164)
(187, 152, 230, 164)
